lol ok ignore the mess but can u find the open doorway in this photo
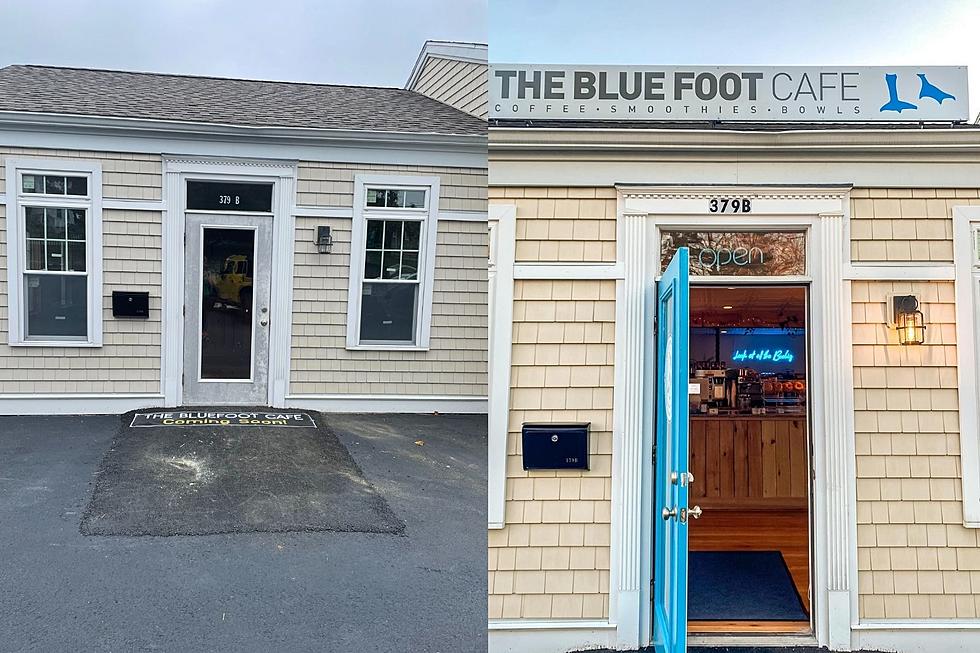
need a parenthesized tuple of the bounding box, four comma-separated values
(686, 285, 811, 634)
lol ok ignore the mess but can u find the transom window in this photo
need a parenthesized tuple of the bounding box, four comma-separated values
(366, 188, 426, 209)
(5, 159, 103, 346)
(22, 173, 88, 196)
(347, 177, 440, 349)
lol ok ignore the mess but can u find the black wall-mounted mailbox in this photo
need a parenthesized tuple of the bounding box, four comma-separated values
(111, 291, 150, 318)
(522, 422, 590, 470)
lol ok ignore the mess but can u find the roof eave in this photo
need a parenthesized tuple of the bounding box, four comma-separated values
(0, 110, 487, 149)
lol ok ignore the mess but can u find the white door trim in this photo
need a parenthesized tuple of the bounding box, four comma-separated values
(611, 186, 856, 651)
(488, 203, 516, 529)
(952, 206, 980, 527)
(161, 156, 297, 407)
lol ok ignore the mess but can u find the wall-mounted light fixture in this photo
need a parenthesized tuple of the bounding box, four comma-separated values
(315, 226, 333, 254)
(893, 294, 926, 346)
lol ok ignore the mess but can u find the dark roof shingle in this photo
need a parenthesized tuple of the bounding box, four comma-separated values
(0, 65, 487, 136)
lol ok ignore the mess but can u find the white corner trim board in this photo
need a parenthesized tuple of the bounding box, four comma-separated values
(0, 394, 165, 415)
(953, 206, 980, 527)
(284, 394, 488, 414)
(488, 203, 516, 529)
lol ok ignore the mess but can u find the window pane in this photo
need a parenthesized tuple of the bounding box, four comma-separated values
(26, 240, 45, 270)
(22, 174, 40, 193)
(404, 190, 426, 208)
(403, 221, 421, 250)
(364, 251, 382, 279)
(46, 240, 65, 271)
(400, 252, 419, 280)
(44, 176, 65, 195)
(386, 190, 404, 208)
(200, 227, 255, 380)
(365, 220, 384, 249)
(67, 241, 86, 272)
(383, 220, 403, 249)
(46, 208, 66, 239)
(67, 209, 86, 240)
(25, 274, 87, 338)
(65, 176, 88, 196)
(25, 207, 45, 238)
(359, 282, 417, 342)
(382, 251, 401, 279)
(366, 189, 386, 207)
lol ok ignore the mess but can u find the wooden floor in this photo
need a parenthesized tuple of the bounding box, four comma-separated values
(688, 508, 810, 633)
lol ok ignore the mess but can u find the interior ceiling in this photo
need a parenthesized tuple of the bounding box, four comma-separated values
(691, 286, 806, 328)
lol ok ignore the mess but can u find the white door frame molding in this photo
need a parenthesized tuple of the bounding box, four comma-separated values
(161, 156, 297, 407)
(611, 186, 856, 651)
(488, 203, 516, 529)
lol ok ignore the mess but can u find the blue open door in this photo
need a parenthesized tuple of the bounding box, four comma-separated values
(653, 247, 691, 653)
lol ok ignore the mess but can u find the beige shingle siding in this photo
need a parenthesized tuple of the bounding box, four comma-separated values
(296, 162, 487, 213)
(488, 278, 614, 621)
(289, 216, 487, 396)
(491, 187, 618, 263)
(850, 188, 980, 263)
(0, 148, 161, 200)
(0, 205, 162, 394)
(413, 56, 488, 120)
(852, 279, 980, 619)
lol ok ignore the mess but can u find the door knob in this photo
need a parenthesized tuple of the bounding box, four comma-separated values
(662, 506, 677, 521)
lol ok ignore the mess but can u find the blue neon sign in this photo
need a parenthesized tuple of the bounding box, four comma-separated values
(732, 348, 795, 363)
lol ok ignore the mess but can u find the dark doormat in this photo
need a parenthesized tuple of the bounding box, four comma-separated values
(689, 550, 808, 621)
(80, 408, 404, 537)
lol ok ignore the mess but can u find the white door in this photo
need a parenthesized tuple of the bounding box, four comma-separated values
(182, 213, 273, 404)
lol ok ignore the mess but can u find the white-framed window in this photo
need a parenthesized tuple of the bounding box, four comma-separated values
(954, 206, 980, 527)
(346, 174, 440, 350)
(5, 158, 103, 346)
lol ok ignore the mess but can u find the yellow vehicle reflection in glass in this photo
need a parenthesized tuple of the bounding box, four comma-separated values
(204, 254, 253, 318)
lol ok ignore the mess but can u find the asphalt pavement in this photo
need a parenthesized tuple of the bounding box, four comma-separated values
(0, 412, 487, 653)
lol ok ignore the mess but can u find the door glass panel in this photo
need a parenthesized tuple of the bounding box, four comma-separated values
(200, 227, 255, 380)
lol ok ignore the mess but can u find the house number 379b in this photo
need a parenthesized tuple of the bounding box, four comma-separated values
(708, 198, 752, 213)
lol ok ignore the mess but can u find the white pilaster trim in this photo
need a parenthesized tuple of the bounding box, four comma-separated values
(268, 173, 296, 407)
(488, 203, 516, 529)
(953, 206, 980, 526)
(161, 167, 184, 405)
(812, 209, 859, 651)
(514, 263, 624, 280)
(611, 210, 648, 649)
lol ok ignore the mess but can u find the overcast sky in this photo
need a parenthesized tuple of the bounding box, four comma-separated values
(0, 0, 485, 87)
(491, 0, 980, 121)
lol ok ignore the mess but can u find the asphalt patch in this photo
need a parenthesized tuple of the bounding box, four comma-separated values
(80, 408, 404, 537)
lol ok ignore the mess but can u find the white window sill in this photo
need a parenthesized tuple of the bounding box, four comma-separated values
(345, 344, 430, 352)
(9, 340, 102, 348)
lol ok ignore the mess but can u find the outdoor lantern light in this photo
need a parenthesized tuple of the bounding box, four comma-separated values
(315, 225, 333, 254)
(894, 295, 926, 346)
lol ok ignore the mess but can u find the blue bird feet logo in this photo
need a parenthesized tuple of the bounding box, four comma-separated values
(917, 73, 955, 103)
(880, 72, 956, 113)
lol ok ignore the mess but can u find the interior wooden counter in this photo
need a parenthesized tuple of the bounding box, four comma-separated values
(689, 415, 808, 509)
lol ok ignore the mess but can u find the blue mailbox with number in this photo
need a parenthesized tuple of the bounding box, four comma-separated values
(521, 423, 590, 470)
